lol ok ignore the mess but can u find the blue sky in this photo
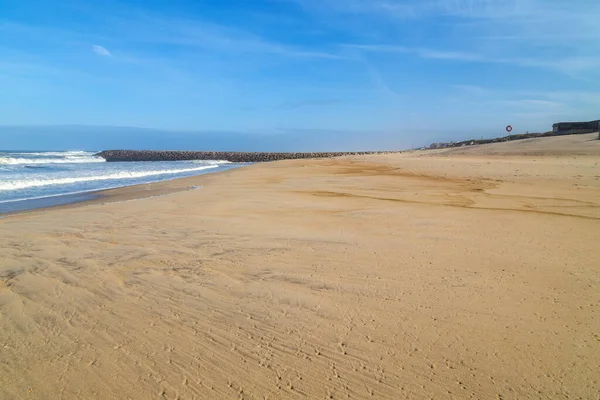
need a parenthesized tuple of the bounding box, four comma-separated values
(1, 0, 599, 149)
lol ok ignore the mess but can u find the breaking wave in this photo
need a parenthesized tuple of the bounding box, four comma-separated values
(0, 165, 219, 191)
(0, 151, 104, 165)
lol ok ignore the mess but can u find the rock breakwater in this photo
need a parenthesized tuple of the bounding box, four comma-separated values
(96, 150, 390, 163)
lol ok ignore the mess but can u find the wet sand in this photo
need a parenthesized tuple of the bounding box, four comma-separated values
(1, 133, 599, 399)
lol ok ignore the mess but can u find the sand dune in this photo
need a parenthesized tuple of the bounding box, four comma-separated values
(431, 131, 600, 157)
(1, 134, 599, 399)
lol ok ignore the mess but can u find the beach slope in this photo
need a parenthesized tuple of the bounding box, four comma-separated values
(1, 133, 599, 399)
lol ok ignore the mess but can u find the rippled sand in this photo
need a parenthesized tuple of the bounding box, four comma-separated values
(1, 133, 599, 399)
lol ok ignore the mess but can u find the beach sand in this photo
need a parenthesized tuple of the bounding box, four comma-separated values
(1, 133, 599, 399)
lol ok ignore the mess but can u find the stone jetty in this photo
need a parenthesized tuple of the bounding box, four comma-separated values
(96, 150, 390, 163)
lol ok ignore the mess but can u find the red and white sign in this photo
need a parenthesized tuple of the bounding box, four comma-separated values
(506, 125, 513, 133)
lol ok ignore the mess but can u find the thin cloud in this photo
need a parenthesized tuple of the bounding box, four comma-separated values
(358, 58, 405, 101)
(300, 0, 600, 79)
(497, 99, 563, 109)
(347, 44, 485, 62)
(417, 49, 483, 62)
(276, 98, 343, 110)
(92, 45, 112, 57)
(101, 13, 344, 60)
(451, 85, 489, 96)
(291, 0, 527, 19)
(529, 91, 600, 106)
(348, 43, 600, 75)
(346, 44, 410, 53)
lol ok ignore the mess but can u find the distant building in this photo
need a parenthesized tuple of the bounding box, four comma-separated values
(552, 120, 600, 135)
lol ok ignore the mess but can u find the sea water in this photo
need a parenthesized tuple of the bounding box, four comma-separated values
(0, 150, 239, 213)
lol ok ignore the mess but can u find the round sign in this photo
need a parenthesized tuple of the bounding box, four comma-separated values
(506, 125, 513, 133)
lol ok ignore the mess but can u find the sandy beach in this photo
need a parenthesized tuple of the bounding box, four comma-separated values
(1, 133, 599, 399)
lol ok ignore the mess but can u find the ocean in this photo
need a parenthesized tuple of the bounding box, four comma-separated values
(0, 150, 240, 213)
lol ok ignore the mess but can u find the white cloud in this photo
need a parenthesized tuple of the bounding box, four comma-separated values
(92, 45, 112, 57)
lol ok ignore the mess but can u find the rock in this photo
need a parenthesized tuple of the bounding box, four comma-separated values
(95, 150, 392, 163)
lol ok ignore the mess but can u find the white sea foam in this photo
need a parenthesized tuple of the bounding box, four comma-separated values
(9, 151, 93, 157)
(0, 165, 219, 191)
(190, 160, 231, 165)
(0, 155, 105, 165)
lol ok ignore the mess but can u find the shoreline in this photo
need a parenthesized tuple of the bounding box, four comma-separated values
(5, 132, 598, 217)
(0, 162, 245, 216)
